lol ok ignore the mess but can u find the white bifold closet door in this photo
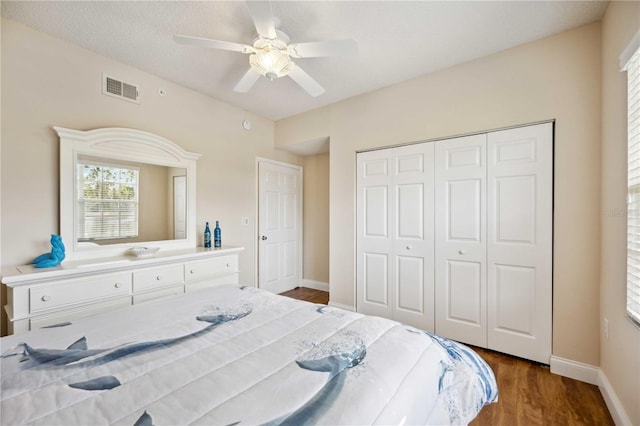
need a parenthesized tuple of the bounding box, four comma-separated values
(434, 134, 488, 347)
(434, 123, 552, 363)
(486, 124, 553, 364)
(357, 122, 552, 364)
(356, 143, 435, 331)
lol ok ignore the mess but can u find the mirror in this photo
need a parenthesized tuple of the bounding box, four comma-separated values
(56, 127, 201, 260)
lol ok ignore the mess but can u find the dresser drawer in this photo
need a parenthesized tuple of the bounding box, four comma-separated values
(133, 286, 184, 305)
(133, 265, 183, 292)
(184, 255, 238, 282)
(30, 297, 131, 330)
(185, 273, 239, 293)
(30, 273, 131, 314)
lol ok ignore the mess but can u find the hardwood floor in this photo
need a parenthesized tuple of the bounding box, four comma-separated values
(279, 286, 329, 304)
(281, 287, 614, 426)
(470, 346, 613, 426)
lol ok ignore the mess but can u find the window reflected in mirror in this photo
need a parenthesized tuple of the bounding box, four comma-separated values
(76, 154, 187, 245)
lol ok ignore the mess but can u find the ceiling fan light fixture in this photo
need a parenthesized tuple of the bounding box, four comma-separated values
(250, 48, 291, 80)
(174, 2, 357, 96)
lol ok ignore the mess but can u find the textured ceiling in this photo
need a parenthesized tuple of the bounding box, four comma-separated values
(1, 1, 608, 121)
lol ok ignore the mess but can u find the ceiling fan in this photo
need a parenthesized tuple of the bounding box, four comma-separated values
(174, 0, 358, 97)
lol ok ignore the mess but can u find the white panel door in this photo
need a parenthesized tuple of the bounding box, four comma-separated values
(487, 122, 553, 364)
(435, 134, 487, 347)
(258, 161, 302, 294)
(357, 150, 393, 320)
(391, 143, 435, 331)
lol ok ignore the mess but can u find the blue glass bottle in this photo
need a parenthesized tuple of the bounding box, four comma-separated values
(204, 222, 211, 248)
(214, 220, 222, 248)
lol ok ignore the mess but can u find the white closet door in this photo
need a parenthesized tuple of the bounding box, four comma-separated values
(357, 144, 435, 331)
(391, 143, 435, 331)
(435, 134, 487, 347)
(487, 122, 553, 364)
(357, 150, 394, 319)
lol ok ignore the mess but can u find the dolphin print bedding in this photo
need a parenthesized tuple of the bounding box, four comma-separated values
(1, 284, 497, 425)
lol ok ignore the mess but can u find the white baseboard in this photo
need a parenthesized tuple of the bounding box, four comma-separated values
(328, 301, 355, 312)
(550, 356, 632, 425)
(550, 355, 599, 385)
(301, 279, 329, 292)
(598, 369, 633, 426)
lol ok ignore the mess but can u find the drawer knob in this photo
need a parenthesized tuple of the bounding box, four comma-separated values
(41, 295, 51, 302)
(190, 269, 195, 274)
(115, 282, 122, 288)
(226, 263, 230, 267)
(458, 249, 465, 255)
(156, 276, 162, 281)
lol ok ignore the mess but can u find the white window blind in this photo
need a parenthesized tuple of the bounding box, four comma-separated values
(77, 161, 139, 241)
(624, 39, 640, 326)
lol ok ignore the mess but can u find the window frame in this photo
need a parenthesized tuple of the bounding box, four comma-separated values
(622, 30, 640, 327)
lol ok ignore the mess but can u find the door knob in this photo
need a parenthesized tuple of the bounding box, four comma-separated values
(261, 236, 268, 240)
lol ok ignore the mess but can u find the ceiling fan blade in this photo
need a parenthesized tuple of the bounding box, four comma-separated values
(288, 39, 358, 58)
(288, 63, 325, 97)
(173, 35, 254, 54)
(233, 68, 261, 93)
(246, 0, 277, 40)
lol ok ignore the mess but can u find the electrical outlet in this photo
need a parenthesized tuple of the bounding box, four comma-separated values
(604, 318, 609, 340)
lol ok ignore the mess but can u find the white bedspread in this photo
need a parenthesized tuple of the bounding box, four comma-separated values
(1, 285, 497, 425)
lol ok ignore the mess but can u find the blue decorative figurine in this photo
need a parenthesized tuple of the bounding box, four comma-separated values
(32, 234, 66, 268)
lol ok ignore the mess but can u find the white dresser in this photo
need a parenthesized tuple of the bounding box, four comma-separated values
(2, 246, 244, 335)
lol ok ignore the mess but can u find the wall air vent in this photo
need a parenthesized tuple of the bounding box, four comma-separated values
(102, 73, 140, 104)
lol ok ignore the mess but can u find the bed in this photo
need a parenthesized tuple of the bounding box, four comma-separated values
(1, 284, 497, 425)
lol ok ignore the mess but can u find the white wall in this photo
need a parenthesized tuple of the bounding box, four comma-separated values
(302, 153, 329, 284)
(600, 1, 640, 424)
(0, 18, 302, 333)
(277, 23, 603, 369)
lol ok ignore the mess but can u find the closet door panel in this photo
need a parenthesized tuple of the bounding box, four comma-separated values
(487, 122, 553, 364)
(446, 260, 482, 323)
(447, 179, 482, 241)
(396, 255, 424, 313)
(435, 134, 487, 347)
(493, 264, 536, 334)
(363, 252, 389, 305)
(357, 150, 394, 318)
(391, 143, 435, 331)
(397, 183, 424, 239)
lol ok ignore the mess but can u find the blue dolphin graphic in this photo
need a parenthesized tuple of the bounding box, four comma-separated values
(260, 337, 366, 426)
(7, 309, 252, 370)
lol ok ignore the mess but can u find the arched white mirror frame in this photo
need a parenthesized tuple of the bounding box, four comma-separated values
(56, 126, 201, 260)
